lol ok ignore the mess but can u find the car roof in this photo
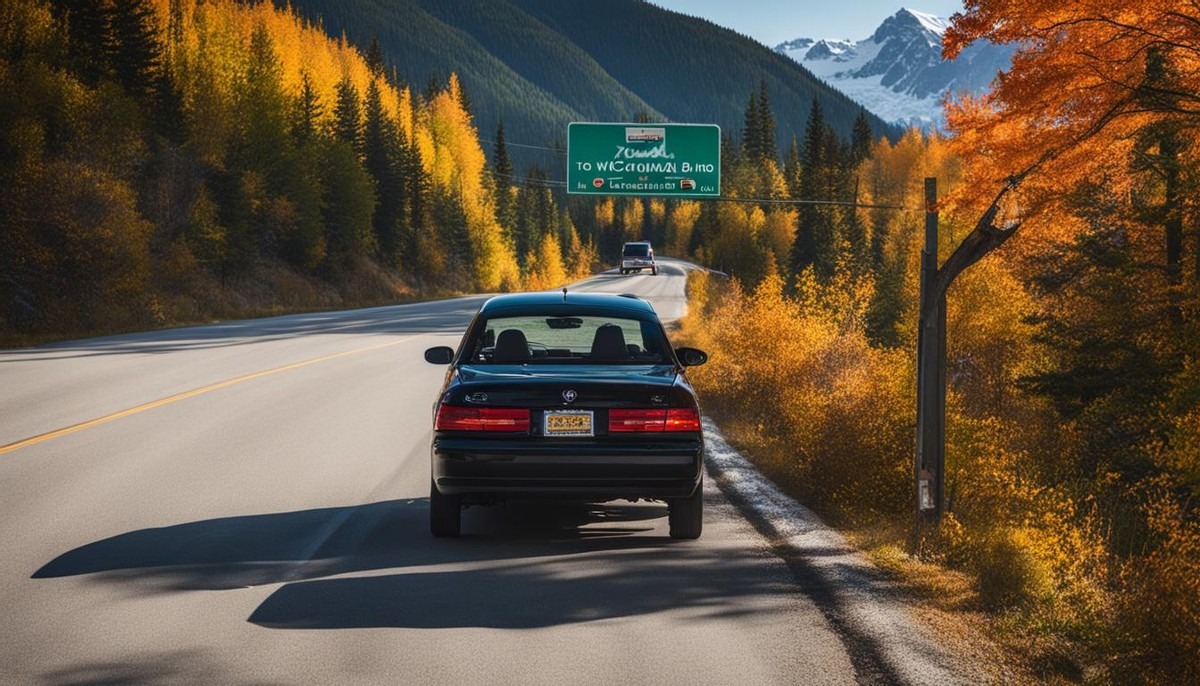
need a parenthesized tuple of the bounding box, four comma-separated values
(478, 291, 657, 318)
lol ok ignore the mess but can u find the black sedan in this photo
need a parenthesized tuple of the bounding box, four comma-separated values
(423, 291, 709, 539)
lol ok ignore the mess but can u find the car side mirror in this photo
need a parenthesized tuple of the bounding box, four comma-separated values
(424, 346, 455, 364)
(675, 347, 708, 367)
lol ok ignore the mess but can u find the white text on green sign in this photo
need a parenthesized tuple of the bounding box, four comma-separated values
(567, 123, 720, 197)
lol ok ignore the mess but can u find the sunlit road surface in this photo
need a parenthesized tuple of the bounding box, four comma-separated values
(0, 259, 875, 685)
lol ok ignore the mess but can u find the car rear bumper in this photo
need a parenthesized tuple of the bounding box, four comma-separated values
(432, 435, 702, 499)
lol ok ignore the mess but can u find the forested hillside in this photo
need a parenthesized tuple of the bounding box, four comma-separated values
(508, 0, 885, 143)
(285, 0, 898, 172)
(0, 0, 604, 341)
(276, 0, 593, 171)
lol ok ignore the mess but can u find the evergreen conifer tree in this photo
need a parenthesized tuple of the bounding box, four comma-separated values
(54, 0, 110, 84)
(792, 99, 827, 277)
(850, 110, 873, 165)
(492, 121, 516, 238)
(292, 73, 323, 144)
(107, 0, 161, 101)
(238, 23, 289, 175)
(756, 80, 776, 163)
(403, 135, 431, 268)
(153, 60, 186, 144)
(720, 132, 739, 180)
(333, 76, 363, 153)
(365, 36, 385, 77)
(742, 90, 761, 161)
(363, 78, 404, 261)
(784, 135, 802, 199)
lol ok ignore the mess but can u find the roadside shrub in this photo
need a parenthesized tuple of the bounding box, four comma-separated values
(974, 526, 1055, 612)
(684, 268, 912, 524)
(1113, 482, 1200, 683)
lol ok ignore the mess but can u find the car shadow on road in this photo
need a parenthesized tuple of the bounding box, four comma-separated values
(32, 500, 643, 588)
(32, 497, 798, 629)
(248, 544, 785, 630)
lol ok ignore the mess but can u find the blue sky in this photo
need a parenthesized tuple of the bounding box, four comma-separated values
(648, 2, 966, 47)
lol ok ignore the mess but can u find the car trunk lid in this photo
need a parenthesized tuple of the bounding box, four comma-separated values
(449, 364, 683, 408)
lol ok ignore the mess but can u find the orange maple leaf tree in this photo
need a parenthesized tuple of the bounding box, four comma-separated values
(938, 0, 1200, 291)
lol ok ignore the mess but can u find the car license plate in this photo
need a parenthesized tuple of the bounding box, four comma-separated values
(544, 410, 593, 437)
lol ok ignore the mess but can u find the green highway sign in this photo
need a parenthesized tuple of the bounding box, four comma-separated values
(567, 123, 720, 197)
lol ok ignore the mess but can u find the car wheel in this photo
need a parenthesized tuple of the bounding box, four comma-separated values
(430, 480, 461, 537)
(668, 478, 703, 539)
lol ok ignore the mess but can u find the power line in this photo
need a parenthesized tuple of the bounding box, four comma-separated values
(478, 137, 565, 154)
(482, 169, 568, 187)
(712, 196, 910, 211)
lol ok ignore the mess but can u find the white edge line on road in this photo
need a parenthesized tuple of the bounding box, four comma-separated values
(701, 417, 964, 686)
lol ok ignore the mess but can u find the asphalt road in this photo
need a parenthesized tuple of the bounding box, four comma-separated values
(0, 259, 871, 685)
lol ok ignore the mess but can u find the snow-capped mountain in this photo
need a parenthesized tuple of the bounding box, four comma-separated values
(775, 8, 1013, 128)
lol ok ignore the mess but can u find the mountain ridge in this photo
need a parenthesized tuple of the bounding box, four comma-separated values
(775, 7, 1013, 127)
(284, 0, 901, 172)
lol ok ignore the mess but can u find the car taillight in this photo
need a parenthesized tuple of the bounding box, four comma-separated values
(435, 405, 529, 432)
(609, 407, 700, 432)
(664, 408, 701, 432)
(609, 408, 666, 432)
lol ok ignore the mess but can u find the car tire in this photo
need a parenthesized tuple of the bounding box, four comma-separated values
(668, 478, 703, 539)
(430, 480, 461, 537)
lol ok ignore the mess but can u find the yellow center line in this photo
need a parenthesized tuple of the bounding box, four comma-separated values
(0, 337, 416, 456)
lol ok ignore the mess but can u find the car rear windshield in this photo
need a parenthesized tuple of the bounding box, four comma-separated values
(622, 243, 650, 257)
(465, 314, 669, 364)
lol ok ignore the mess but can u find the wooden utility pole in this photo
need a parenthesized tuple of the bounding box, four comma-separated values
(916, 178, 946, 529)
(914, 175, 1024, 539)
